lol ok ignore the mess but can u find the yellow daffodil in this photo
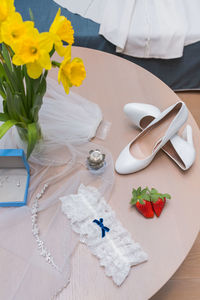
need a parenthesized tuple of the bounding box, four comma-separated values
(49, 8, 74, 56)
(12, 29, 53, 79)
(1, 12, 34, 47)
(58, 46, 86, 93)
(0, 0, 15, 22)
(0, 0, 15, 42)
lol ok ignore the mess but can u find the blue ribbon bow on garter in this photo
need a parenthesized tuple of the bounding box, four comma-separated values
(93, 218, 110, 238)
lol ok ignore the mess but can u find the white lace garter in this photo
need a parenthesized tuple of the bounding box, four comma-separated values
(60, 184, 148, 286)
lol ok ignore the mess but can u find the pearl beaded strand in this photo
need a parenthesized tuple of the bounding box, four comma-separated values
(31, 183, 60, 272)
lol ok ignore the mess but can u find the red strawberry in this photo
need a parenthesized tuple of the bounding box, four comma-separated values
(135, 199, 154, 218)
(149, 188, 171, 217)
(151, 197, 166, 217)
(130, 187, 154, 218)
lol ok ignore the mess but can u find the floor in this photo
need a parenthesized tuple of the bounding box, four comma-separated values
(151, 92, 200, 300)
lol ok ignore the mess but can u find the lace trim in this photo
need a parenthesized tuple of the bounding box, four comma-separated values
(60, 184, 148, 286)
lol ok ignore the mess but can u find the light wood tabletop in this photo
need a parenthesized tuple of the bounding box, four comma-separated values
(151, 92, 200, 300)
(51, 48, 200, 300)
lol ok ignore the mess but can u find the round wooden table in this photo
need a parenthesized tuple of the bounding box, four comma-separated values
(51, 47, 200, 300)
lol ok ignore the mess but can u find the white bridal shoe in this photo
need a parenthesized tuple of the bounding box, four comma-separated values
(115, 101, 188, 174)
(123, 102, 196, 171)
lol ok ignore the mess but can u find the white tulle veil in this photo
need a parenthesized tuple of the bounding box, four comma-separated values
(0, 78, 114, 299)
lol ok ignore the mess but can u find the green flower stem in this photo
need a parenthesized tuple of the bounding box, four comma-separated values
(50, 47, 55, 58)
(0, 89, 6, 99)
(2, 43, 12, 72)
(5, 44, 14, 57)
(44, 70, 48, 78)
(52, 60, 61, 68)
(0, 52, 4, 63)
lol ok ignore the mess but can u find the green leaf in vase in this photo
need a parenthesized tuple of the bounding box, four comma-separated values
(2, 81, 18, 120)
(0, 120, 17, 139)
(0, 63, 6, 80)
(27, 122, 39, 158)
(37, 75, 47, 96)
(30, 93, 43, 122)
(12, 64, 25, 98)
(13, 94, 29, 123)
(2, 44, 12, 73)
(24, 66, 33, 111)
(0, 113, 9, 122)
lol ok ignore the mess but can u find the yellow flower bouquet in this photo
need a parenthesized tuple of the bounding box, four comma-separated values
(0, 0, 86, 158)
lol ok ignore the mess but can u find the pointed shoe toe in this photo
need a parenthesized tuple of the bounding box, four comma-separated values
(116, 101, 188, 174)
(115, 142, 151, 174)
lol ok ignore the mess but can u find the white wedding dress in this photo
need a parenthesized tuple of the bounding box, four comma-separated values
(53, 0, 200, 59)
(54, 0, 107, 23)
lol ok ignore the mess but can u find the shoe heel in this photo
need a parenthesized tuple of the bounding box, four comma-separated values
(123, 103, 161, 129)
(182, 125, 194, 146)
